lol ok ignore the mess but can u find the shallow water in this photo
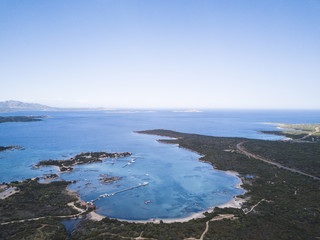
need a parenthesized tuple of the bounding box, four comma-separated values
(1, 110, 319, 220)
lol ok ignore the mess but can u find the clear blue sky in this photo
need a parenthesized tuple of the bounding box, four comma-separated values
(1, 0, 319, 109)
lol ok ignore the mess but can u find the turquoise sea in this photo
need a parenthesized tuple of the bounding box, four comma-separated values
(1, 110, 319, 220)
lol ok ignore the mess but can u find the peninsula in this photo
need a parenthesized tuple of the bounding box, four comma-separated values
(73, 129, 320, 239)
(36, 152, 132, 173)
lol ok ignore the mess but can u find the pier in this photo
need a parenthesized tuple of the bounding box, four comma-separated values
(90, 182, 149, 203)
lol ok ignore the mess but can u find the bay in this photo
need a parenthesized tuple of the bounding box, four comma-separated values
(1, 110, 319, 220)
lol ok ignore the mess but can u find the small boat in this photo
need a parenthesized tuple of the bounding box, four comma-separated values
(144, 200, 151, 205)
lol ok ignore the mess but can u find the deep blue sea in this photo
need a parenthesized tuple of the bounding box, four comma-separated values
(1, 110, 319, 220)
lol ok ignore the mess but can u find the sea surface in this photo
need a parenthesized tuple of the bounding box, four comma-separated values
(1, 110, 319, 220)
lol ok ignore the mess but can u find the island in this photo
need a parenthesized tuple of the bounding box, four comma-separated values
(0, 115, 45, 152)
(1, 127, 320, 239)
(0, 116, 47, 123)
(99, 174, 122, 184)
(0, 146, 24, 152)
(35, 151, 132, 173)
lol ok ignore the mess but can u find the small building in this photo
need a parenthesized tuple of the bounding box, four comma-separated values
(80, 201, 87, 206)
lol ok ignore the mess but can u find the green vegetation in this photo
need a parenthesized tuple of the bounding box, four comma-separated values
(131, 129, 320, 239)
(244, 140, 320, 177)
(278, 123, 320, 132)
(0, 218, 70, 240)
(260, 130, 309, 139)
(0, 179, 78, 223)
(0, 116, 46, 123)
(0, 179, 84, 239)
(72, 215, 211, 240)
(261, 130, 320, 142)
(262, 123, 320, 142)
(43, 174, 59, 181)
(36, 152, 132, 172)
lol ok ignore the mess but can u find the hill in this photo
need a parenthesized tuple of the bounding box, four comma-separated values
(0, 100, 107, 112)
(0, 100, 56, 112)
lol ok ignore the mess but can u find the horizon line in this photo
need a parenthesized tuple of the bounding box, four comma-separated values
(1, 100, 320, 111)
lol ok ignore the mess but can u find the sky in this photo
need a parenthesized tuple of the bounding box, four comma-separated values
(0, 0, 320, 109)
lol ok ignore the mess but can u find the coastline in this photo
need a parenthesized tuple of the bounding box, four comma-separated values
(260, 123, 293, 141)
(91, 186, 245, 224)
(262, 122, 285, 128)
(87, 134, 246, 224)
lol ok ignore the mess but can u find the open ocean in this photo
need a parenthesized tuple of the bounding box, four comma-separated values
(1, 110, 319, 220)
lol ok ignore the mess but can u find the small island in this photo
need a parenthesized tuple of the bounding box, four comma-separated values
(0, 145, 24, 152)
(42, 173, 59, 181)
(99, 174, 122, 184)
(0, 116, 48, 123)
(35, 151, 132, 173)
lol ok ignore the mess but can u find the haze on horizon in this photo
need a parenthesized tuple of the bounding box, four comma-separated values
(1, 0, 319, 110)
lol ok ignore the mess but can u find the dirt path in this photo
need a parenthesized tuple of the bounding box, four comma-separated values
(134, 231, 157, 240)
(199, 221, 209, 240)
(185, 214, 236, 240)
(194, 199, 270, 240)
(0, 187, 19, 200)
(245, 199, 267, 215)
(287, 127, 320, 143)
(236, 141, 320, 181)
(299, 128, 319, 141)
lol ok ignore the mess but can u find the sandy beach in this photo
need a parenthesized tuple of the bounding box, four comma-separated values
(106, 194, 245, 224)
(262, 122, 287, 130)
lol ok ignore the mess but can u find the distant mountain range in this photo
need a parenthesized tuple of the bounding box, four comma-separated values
(0, 100, 108, 113)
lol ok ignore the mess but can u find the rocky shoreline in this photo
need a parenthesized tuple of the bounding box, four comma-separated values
(0, 145, 25, 152)
(35, 151, 132, 173)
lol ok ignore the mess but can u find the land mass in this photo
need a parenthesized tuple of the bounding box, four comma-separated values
(261, 123, 320, 142)
(36, 152, 132, 173)
(0, 100, 109, 113)
(0, 146, 24, 152)
(99, 174, 122, 184)
(0, 116, 45, 153)
(1, 127, 320, 239)
(0, 179, 88, 239)
(0, 115, 47, 124)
